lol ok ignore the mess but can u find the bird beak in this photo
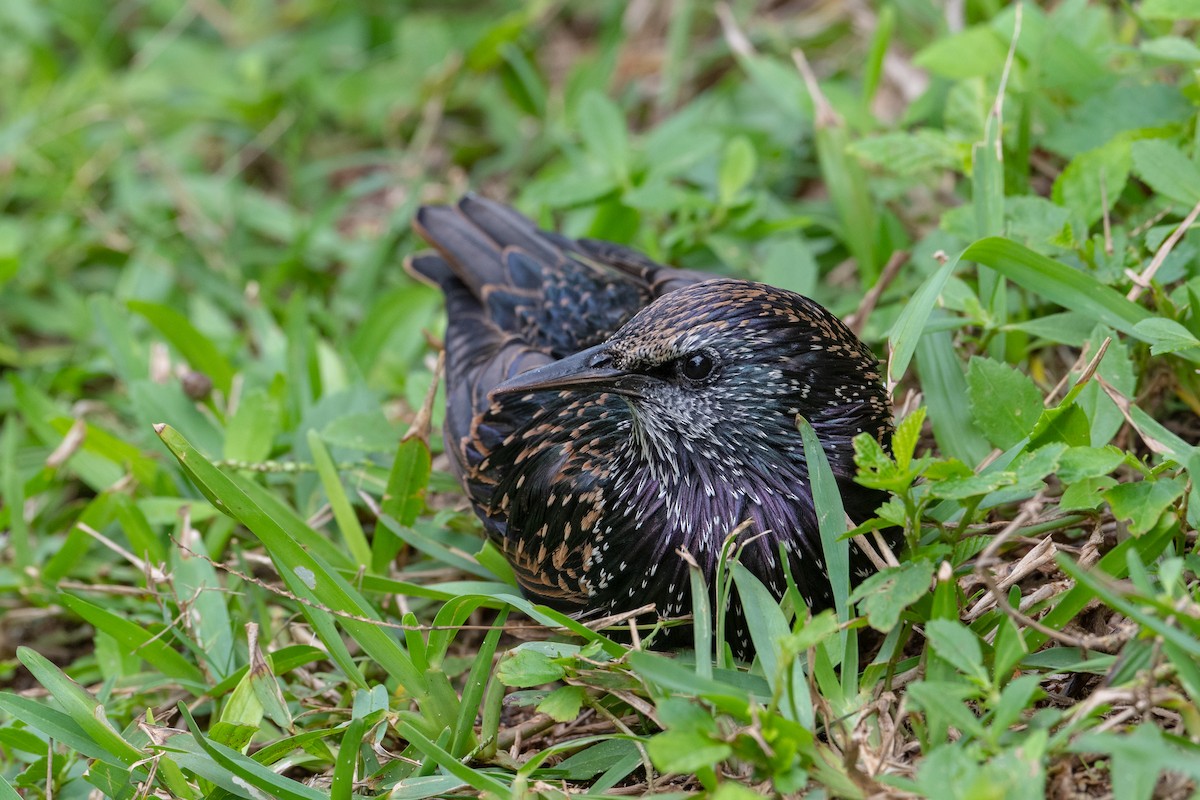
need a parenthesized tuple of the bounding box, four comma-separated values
(493, 343, 629, 396)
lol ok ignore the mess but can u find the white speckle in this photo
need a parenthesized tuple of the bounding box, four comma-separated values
(233, 777, 270, 800)
(294, 566, 317, 589)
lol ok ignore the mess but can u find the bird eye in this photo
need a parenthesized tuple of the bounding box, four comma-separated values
(679, 350, 718, 383)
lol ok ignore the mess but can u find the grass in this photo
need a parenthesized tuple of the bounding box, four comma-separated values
(2, 1, 1200, 797)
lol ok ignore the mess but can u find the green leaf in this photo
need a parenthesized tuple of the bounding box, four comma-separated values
(1142, 35, 1200, 62)
(1061, 475, 1118, 511)
(127, 300, 235, 395)
(913, 25, 1008, 78)
(536, 685, 586, 723)
(1131, 139, 1200, 205)
(156, 424, 422, 693)
(1132, 318, 1200, 356)
(177, 705, 330, 800)
(717, 135, 756, 206)
(850, 560, 935, 632)
(816, 115, 880, 283)
(1028, 401, 1092, 449)
(893, 407, 927, 471)
(0, 692, 132, 769)
(383, 437, 432, 527)
(906, 681, 988, 741)
(888, 252, 960, 385)
(1072, 724, 1200, 800)
(1052, 137, 1131, 229)
(223, 388, 278, 462)
(918, 329, 994, 466)
(1140, 0, 1200, 21)
(1058, 446, 1127, 481)
(966, 357, 1043, 449)
(962, 238, 1155, 338)
(321, 411, 397, 453)
(16, 648, 144, 766)
(646, 729, 732, 775)
(924, 619, 988, 685)
(394, 719, 511, 795)
(58, 595, 206, 688)
(798, 416, 849, 623)
(733, 564, 813, 728)
(1105, 477, 1186, 535)
(849, 130, 961, 176)
(330, 717, 366, 800)
(307, 429, 370, 566)
(577, 90, 628, 180)
(496, 647, 566, 688)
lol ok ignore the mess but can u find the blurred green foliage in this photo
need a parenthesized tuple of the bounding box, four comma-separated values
(3, 1, 1200, 797)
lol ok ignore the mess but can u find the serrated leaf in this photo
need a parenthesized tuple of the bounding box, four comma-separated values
(906, 680, 988, 740)
(1105, 477, 1186, 535)
(924, 619, 988, 685)
(1058, 445, 1127, 481)
(1061, 475, 1118, 511)
(850, 560, 935, 632)
(966, 357, 1043, 449)
(646, 729, 732, 774)
(913, 25, 1008, 78)
(849, 129, 961, 175)
(496, 648, 566, 688)
(536, 685, 585, 722)
(1133, 317, 1200, 355)
(893, 407, 927, 470)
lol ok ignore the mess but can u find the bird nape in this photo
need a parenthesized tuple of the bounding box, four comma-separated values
(408, 193, 897, 658)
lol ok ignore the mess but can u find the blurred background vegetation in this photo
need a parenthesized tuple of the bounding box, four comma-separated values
(3, 0, 1200, 797)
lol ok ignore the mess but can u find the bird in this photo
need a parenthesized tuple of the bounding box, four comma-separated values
(407, 193, 895, 656)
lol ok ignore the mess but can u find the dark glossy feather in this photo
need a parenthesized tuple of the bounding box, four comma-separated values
(408, 194, 896, 655)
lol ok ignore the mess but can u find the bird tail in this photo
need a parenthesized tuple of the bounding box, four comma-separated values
(412, 193, 563, 299)
(404, 252, 459, 291)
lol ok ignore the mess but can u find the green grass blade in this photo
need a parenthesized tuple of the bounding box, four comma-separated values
(449, 606, 509, 758)
(0, 692, 134, 768)
(156, 423, 424, 693)
(330, 717, 367, 800)
(732, 564, 813, 729)
(307, 429, 371, 566)
(127, 300, 235, 395)
(16, 648, 145, 765)
(58, 594, 207, 689)
(177, 705, 330, 800)
(689, 554, 714, 678)
(1057, 554, 1200, 658)
(797, 417, 849, 623)
(962, 238, 1155, 338)
(887, 251, 961, 386)
(395, 720, 511, 795)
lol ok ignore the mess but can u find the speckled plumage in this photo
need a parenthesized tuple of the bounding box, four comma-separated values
(408, 194, 895, 655)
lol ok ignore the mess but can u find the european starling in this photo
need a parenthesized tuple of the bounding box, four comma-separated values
(408, 194, 894, 655)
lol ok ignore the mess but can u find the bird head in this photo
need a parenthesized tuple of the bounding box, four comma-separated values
(493, 279, 892, 480)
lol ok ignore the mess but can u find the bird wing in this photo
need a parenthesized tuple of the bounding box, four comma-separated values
(407, 194, 708, 504)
